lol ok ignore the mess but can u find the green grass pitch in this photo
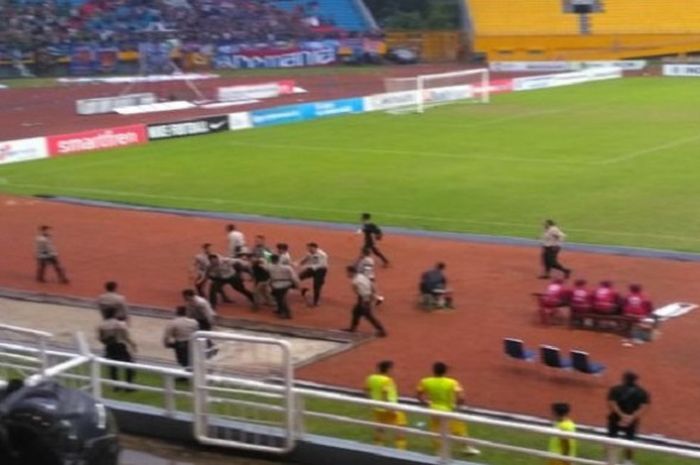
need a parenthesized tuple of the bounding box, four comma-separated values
(2, 77, 700, 251)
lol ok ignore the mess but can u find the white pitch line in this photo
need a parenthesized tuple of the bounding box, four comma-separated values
(598, 133, 700, 165)
(227, 140, 592, 166)
(5, 180, 700, 243)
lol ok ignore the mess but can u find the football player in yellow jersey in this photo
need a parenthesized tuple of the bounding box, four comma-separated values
(364, 360, 407, 449)
(548, 402, 577, 465)
(416, 362, 480, 456)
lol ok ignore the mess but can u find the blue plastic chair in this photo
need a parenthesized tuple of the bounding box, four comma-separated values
(503, 338, 536, 362)
(571, 350, 606, 376)
(540, 345, 572, 370)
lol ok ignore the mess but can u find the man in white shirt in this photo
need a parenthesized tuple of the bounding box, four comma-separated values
(267, 254, 301, 319)
(539, 219, 572, 280)
(298, 242, 329, 307)
(357, 247, 384, 304)
(226, 224, 246, 257)
(182, 289, 216, 331)
(343, 265, 386, 337)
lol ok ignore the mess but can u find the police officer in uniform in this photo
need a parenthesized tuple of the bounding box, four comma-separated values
(97, 307, 137, 391)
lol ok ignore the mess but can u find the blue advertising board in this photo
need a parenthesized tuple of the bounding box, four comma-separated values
(250, 98, 364, 128)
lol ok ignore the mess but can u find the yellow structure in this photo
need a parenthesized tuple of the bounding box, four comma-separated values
(468, 0, 700, 60)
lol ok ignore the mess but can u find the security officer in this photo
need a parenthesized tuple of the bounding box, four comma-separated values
(97, 307, 137, 391)
(163, 305, 199, 369)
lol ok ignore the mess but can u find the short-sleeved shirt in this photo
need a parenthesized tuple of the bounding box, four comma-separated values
(608, 384, 650, 415)
(352, 273, 374, 300)
(163, 316, 199, 345)
(542, 226, 565, 247)
(416, 376, 462, 412)
(365, 374, 399, 404)
(357, 255, 376, 280)
(35, 234, 57, 259)
(548, 419, 577, 457)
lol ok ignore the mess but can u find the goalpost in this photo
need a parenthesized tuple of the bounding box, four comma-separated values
(383, 68, 490, 114)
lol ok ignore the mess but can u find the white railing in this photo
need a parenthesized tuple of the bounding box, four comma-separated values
(2, 328, 700, 465)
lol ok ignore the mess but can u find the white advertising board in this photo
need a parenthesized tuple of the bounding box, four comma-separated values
(0, 137, 48, 165)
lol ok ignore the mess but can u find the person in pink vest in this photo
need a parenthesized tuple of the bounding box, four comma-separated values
(592, 281, 620, 314)
(622, 285, 654, 320)
(569, 279, 593, 314)
(539, 278, 570, 324)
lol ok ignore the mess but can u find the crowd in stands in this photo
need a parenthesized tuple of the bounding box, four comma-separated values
(0, 0, 370, 58)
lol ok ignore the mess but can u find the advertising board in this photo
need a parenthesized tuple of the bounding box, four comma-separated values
(147, 116, 229, 140)
(76, 93, 156, 115)
(0, 137, 48, 165)
(47, 125, 147, 156)
(662, 64, 700, 76)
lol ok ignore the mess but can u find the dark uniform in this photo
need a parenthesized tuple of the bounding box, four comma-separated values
(97, 318, 136, 388)
(607, 381, 650, 440)
(361, 221, 389, 266)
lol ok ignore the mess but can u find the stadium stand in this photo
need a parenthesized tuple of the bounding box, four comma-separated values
(467, 0, 700, 60)
(0, 0, 374, 58)
(272, 0, 374, 32)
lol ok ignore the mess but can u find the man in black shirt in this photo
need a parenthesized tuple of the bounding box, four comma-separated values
(607, 371, 650, 464)
(359, 213, 389, 267)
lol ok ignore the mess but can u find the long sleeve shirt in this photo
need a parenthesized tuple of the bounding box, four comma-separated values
(352, 273, 374, 302)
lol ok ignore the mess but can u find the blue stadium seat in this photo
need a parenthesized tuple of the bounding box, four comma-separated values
(273, 0, 371, 31)
(540, 345, 572, 370)
(503, 338, 536, 362)
(570, 350, 606, 376)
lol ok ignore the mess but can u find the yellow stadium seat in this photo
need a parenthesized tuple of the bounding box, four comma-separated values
(468, 0, 700, 60)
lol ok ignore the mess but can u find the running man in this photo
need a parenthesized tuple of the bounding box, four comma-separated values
(540, 219, 571, 280)
(365, 361, 407, 449)
(416, 362, 480, 456)
(343, 265, 387, 337)
(359, 213, 389, 267)
(35, 225, 69, 284)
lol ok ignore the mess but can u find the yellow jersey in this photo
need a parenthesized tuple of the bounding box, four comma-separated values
(366, 374, 399, 404)
(417, 376, 463, 412)
(548, 418, 577, 457)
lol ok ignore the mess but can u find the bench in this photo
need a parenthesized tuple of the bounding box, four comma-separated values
(569, 312, 637, 336)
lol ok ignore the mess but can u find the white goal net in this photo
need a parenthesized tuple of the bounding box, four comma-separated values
(383, 68, 490, 114)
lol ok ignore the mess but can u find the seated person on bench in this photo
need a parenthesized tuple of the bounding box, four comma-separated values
(622, 284, 653, 320)
(592, 281, 621, 315)
(419, 262, 453, 308)
(539, 278, 570, 323)
(569, 279, 593, 315)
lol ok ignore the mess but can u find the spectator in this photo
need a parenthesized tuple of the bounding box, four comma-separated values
(592, 281, 620, 314)
(419, 262, 453, 309)
(96, 281, 130, 322)
(607, 372, 651, 464)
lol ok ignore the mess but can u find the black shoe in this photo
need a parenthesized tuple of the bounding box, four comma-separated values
(538, 275, 550, 280)
(300, 288, 309, 297)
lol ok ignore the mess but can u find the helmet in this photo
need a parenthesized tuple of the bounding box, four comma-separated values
(0, 381, 119, 465)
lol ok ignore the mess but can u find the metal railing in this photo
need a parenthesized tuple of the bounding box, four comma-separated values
(2, 325, 700, 465)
